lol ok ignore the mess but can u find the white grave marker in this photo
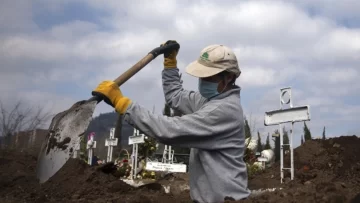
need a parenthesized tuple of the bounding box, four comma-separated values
(86, 132, 96, 165)
(145, 162, 187, 173)
(128, 128, 145, 179)
(264, 87, 310, 183)
(105, 128, 118, 162)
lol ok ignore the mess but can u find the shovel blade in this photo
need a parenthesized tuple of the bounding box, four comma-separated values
(36, 99, 97, 183)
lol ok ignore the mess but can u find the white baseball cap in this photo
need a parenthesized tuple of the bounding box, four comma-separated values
(185, 44, 241, 78)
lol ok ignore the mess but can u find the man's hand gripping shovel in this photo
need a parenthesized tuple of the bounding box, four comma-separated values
(36, 42, 180, 183)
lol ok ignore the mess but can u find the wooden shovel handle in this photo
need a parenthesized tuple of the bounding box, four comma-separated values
(113, 54, 154, 86)
(88, 41, 179, 103)
(88, 53, 154, 103)
(113, 41, 179, 86)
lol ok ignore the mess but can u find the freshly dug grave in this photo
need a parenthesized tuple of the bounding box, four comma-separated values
(1, 135, 360, 203)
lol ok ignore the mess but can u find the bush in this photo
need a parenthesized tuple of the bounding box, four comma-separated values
(247, 163, 264, 178)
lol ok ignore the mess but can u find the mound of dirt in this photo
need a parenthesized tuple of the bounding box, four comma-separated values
(1, 135, 360, 203)
(0, 149, 189, 203)
(235, 135, 360, 203)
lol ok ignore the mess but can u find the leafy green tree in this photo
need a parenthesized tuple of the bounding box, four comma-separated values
(113, 114, 123, 160)
(256, 131, 263, 153)
(273, 130, 280, 162)
(303, 122, 312, 141)
(264, 134, 271, 150)
(244, 119, 251, 139)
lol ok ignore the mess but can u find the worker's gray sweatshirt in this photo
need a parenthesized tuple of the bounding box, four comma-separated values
(123, 68, 251, 203)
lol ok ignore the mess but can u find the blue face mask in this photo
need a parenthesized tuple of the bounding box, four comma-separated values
(198, 78, 220, 99)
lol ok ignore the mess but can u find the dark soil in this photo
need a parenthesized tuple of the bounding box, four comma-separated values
(1, 135, 360, 203)
(235, 135, 360, 203)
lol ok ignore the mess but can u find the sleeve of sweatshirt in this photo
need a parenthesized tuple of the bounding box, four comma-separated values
(162, 68, 207, 115)
(123, 101, 238, 150)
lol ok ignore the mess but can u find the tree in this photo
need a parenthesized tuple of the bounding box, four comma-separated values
(244, 119, 251, 139)
(244, 113, 257, 139)
(256, 131, 263, 153)
(113, 114, 123, 159)
(273, 130, 280, 162)
(303, 122, 312, 141)
(0, 100, 50, 148)
(282, 126, 290, 151)
(301, 135, 304, 145)
(264, 133, 271, 150)
(322, 126, 326, 140)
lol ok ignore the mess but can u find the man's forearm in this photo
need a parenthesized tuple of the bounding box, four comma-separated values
(162, 68, 206, 115)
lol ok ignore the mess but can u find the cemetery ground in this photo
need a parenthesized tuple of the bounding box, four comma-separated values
(1, 135, 360, 203)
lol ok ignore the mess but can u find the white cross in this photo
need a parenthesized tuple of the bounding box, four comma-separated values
(105, 128, 118, 163)
(128, 128, 145, 179)
(264, 87, 311, 183)
(86, 132, 97, 165)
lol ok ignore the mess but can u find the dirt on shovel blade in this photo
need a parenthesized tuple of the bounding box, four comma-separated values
(1, 135, 360, 203)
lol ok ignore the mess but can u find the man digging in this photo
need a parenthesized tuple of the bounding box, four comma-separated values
(92, 40, 251, 203)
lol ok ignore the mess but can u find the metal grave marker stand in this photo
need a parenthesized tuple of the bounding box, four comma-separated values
(162, 145, 174, 164)
(86, 132, 97, 165)
(105, 128, 118, 163)
(128, 128, 145, 179)
(264, 87, 311, 183)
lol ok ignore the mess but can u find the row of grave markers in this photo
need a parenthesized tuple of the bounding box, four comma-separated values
(84, 129, 118, 165)
(83, 126, 186, 180)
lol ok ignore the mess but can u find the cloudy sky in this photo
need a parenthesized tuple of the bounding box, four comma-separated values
(1, 0, 359, 147)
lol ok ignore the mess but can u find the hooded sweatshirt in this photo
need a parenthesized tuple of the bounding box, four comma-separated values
(123, 68, 251, 203)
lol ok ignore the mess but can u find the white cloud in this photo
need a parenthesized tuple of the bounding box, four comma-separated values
(1, 36, 69, 61)
(0, 0, 359, 143)
(48, 20, 99, 41)
(234, 46, 286, 64)
(239, 66, 277, 87)
(291, 0, 360, 23)
(327, 68, 358, 83)
(0, 1, 37, 33)
(313, 28, 360, 62)
(0, 29, 165, 62)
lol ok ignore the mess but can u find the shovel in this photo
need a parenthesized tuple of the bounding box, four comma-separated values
(36, 43, 179, 183)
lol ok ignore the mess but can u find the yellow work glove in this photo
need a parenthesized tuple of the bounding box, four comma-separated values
(92, 81, 132, 114)
(161, 40, 179, 68)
